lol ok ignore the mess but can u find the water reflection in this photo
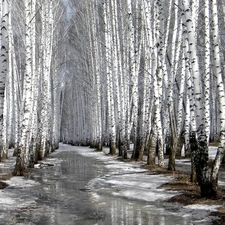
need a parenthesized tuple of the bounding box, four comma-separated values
(3, 149, 214, 225)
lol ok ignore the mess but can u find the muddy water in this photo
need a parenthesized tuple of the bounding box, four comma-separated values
(0, 149, 216, 225)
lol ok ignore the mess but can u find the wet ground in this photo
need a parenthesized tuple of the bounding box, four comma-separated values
(0, 144, 222, 224)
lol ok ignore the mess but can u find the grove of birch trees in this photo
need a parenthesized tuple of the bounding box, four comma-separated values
(0, 0, 66, 174)
(61, 0, 225, 197)
(1, 0, 225, 197)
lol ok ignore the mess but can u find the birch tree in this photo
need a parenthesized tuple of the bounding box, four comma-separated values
(0, 0, 9, 160)
(56, 0, 225, 196)
(210, 0, 225, 196)
(182, 0, 225, 197)
(13, 0, 65, 174)
(14, 0, 33, 175)
(167, 0, 184, 170)
(126, 0, 139, 159)
(204, 0, 211, 144)
(103, 0, 117, 155)
(37, 0, 54, 159)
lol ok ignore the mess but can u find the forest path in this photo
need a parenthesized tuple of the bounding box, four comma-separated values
(0, 144, 222, 224)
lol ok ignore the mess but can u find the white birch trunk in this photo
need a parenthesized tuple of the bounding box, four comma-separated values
(210, 0, 225, 196)
(126, 0, 139, 159)
(176, 50, 185, 137)
(12, 42, 20, 152)
(39, 0, 54, 158)
(167, 0, 182, 170)
(142, 0, 153, 148)
(14, 0, 33, 175)
(0, 0, 9, 159)
(91, 0, 102, 151)
(118, 0, 129, 158)
(52, 58, 61, 151)
(182, 0, 210, 196)
(182, 26, 196, 156)
(1, 0, 14, 159)
(103, 0, 116, 154)
(204, 0, 211, 143)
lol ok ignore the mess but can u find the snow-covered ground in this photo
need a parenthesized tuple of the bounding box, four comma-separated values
(0, 144, 223, 224)
(59, 145, 222, 224)
(73, 147, 177, 202)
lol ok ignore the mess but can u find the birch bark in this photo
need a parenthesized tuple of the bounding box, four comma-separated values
(118, 0, 129, 159)
(0, 0, 9, 159)
(90, 0, 102, 151)
(103, 0, 116, 155)
(167, 0, 181, 171)
(39, 0, 54, 158)
(14, 0, 33, 175)
(126, 0, 139, 159)
(204, 0, 211, 143)
(210, 0, 225, 196)
(182, 0, 210, 196)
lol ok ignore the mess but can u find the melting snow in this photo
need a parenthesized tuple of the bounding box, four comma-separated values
(0, 143, 222, 224)
(5, 176, 40, 188)
(184, 204, 221, 211)
(56, 144, 222, 224)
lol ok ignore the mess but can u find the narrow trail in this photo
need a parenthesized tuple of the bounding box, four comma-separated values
(0, 144, 222, 224)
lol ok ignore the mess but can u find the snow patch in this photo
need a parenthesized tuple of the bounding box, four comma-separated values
(0, 191, 16, 205)
(0, 189, 37, 211)
(6, 176, 40, 188)
(112, 189, 177, 202)
(219, 180, 225, 186)
(209, 146, 218, 160)
(75, 146, 180, 203)
(184, 204, 221, 212)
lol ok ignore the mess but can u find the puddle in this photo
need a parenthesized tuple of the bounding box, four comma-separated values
(0, 145, 220, 224)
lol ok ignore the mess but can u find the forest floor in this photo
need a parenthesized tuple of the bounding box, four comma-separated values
(122, 143, 225, 224)
(0, 146, 224, 224)
(146, 166, 225, 225)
